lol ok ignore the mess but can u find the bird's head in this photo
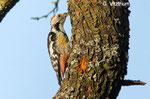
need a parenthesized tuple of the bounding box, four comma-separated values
(50, 13, 68, 27)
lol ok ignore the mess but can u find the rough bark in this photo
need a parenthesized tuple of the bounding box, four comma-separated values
(0, 0, 19, 22)
(54, 0, 130, 99)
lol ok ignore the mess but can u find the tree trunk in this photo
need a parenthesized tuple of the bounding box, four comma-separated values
(0, 0, 19, 22)
(54, 0, 130, 99)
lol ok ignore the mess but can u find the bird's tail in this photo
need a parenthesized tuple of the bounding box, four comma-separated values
(56, 69, 64, 86)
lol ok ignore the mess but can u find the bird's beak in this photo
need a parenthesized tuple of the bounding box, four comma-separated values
(63, 13, 68, 17)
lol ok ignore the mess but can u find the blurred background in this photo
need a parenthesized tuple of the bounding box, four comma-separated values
(0, 0, 149, 99)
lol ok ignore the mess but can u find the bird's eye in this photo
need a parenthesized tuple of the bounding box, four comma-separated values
(58, 15, 61, 17)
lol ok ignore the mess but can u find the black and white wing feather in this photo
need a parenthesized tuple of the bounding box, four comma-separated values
(48, 32, 63, 85)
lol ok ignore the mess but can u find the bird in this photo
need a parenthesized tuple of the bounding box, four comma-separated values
(47, 13, 70, 85)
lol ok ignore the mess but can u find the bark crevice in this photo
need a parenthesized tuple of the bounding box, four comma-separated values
(54, 0, 145, 99)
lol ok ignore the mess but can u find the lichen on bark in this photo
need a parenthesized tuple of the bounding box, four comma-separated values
(54, 0, 130, 99)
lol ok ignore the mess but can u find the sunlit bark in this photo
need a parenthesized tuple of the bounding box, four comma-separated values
(0, 0, 19, 22)
(54, 0, 130, 99)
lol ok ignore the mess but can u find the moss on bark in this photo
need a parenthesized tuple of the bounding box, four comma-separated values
(54, 0, 130, 99)
(0, 0, 19, 22)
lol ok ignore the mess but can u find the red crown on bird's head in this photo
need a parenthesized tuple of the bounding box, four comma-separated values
(51, 15, 55, 22)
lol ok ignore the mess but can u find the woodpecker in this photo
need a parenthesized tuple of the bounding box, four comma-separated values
(48, 13, 70, 85)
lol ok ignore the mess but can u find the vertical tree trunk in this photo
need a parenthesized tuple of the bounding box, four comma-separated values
(0, 0, 19, 22)
(54, 0, 130, 98)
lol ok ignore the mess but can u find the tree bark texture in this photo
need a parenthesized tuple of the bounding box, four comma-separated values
(0, 0, 19, 22)
(54, 0, 130, 99)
